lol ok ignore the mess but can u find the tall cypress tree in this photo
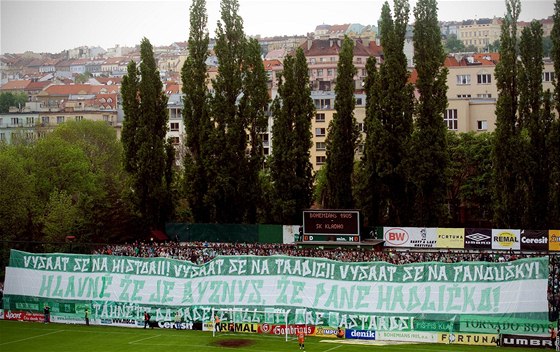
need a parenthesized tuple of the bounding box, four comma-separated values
(325, 36, 359, 209)
(239, 38, 270, 223)
(269, 48, 315, 224)
(209, 0, 248, 223)
(373, 0, 414, 225)
(355, 56, 383, 226)
(549, 0, 560, 227)
(492, 0, 523, 228)
(182, 0, 212, 222)
(121, 61, 140, 174)
(519, 21, 548, 228)
(410, 0, 449, 226)
(121, 38, 169, 231)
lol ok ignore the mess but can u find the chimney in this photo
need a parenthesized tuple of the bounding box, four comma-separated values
(307, 39, 312, 51)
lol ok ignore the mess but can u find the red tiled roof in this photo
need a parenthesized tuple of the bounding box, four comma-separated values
(0, 80, 31, 90)
(444, 56, 460, 67)
(263, 59, 283, 70)
(367, 41, 384, 57)
(164, 84, 181, 95)
(26, 81, 51, 91)
(473, 52, 500, 63)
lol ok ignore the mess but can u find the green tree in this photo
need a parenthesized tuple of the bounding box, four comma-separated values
(446, 132, 494, 226)
(410, 0, 449, 226)
(324, 36, 359, 209)
(0, 148, 36, 270)
(444, 33, 465, 53)
(492, 0, 524, 228)
(518, 21, 549, 228)
(0, 92, 28, 113)
(121, 38, 169, 232)
(269, 48, 315, 223)
(372, 0, 415, 225)
(41, 190, 79, 252)
(182, 0, 212, 223)
(355, 56, 382, 226)
(51, 120, 137, 243)
(239, 38, 270, 222)
(207, 0, 257, 223)
(549, 0, 560, 227)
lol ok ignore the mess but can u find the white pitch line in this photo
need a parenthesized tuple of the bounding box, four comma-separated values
(128, 334, 162, 344)
(0, 329, 64, 346)
(324, 344, 343, 352)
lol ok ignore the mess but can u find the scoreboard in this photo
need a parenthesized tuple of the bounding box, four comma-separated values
(302, 210, 360, 242)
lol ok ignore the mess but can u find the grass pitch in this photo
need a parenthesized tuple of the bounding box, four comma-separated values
(0, 320, 542, 352)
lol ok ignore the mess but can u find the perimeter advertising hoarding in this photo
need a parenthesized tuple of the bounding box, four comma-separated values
(492, 229, 521, 250)
(383, 227, 437, 248)
(501, 334, 556, 348)
(438, 333, 498, 346)
(464, 228, 492, 250)
(550, 230, 560, 251)
(345, 329, 376, 340)
(436, 228, 464, 249)
(520, 230, 548, 251)
(377, 331, 437, 343)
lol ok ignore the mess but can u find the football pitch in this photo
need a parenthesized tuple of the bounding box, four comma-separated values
(0, 320, 544, 352)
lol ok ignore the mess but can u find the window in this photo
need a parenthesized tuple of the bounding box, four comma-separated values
(457, 94, 471, 98)
(170, 122, 180, 131)
(75, 116, 83, 121)
(11, 117, 20, 125)
(170, 137, 180, 145)
(330, 57, 336, 62)
(310, 58, 316, 64)
(0, 133, 5, 141)
(316, 113, 325, 122)
(327, 68, 334, 76)
(42, 116, 49, 125)
(456, 75, 471, 85)
(356, 98, 363, 106)
(444, 109, 458, 130)
(356, 57, 362, 64)
(317, 69, 323, 77)
(314, 99, 331, 110)
(357, 122, 365, 132)
(316, 142, 326, 151)
(543, 72, 555, 82)
(477, 73, 492, 84)
(315, 128, 326, 136)
(477, 120, 488, 131)
(316, 156, 326, 165)
(476, 93, 492, 98)
(57, 116, 65, 124)
(26, 117, 35, 125)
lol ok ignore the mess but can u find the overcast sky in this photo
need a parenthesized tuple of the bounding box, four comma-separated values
(0, 0, 554, 54)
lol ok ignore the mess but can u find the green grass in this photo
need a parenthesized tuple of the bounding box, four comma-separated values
(0, 320, 543, 352)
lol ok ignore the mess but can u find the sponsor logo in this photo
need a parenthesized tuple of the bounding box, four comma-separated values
(157, 321, 193, 330)
(378, 331, 437, 343)
(521, 236, 548, 244)
(438, 333, 497, 346)
(4, 311, 23, 320)
(385, 228, 409, 246)
(502, 334, 553, 348)
(466, 233, 491, 243)
(494, 232, 518, 247)
(260, 324, 314, 335)
(346, 329, 376, 340)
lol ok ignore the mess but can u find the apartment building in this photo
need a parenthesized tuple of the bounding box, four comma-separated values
(458, 18, 501, 51)
(444, 54, 555, 133)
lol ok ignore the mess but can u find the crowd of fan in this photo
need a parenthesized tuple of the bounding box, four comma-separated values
(94, 241, 560, 314)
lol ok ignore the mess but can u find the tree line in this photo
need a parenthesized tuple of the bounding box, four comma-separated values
(0, 0, 559, 265)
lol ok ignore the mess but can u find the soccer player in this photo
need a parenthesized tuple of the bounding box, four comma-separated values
(298, 331, 305, 351)
(215, 315, 221, 332)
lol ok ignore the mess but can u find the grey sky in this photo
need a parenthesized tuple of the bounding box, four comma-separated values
(0, 0, 554, 54)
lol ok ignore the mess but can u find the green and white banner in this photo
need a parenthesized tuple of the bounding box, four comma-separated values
(3, 250, 551, 332)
